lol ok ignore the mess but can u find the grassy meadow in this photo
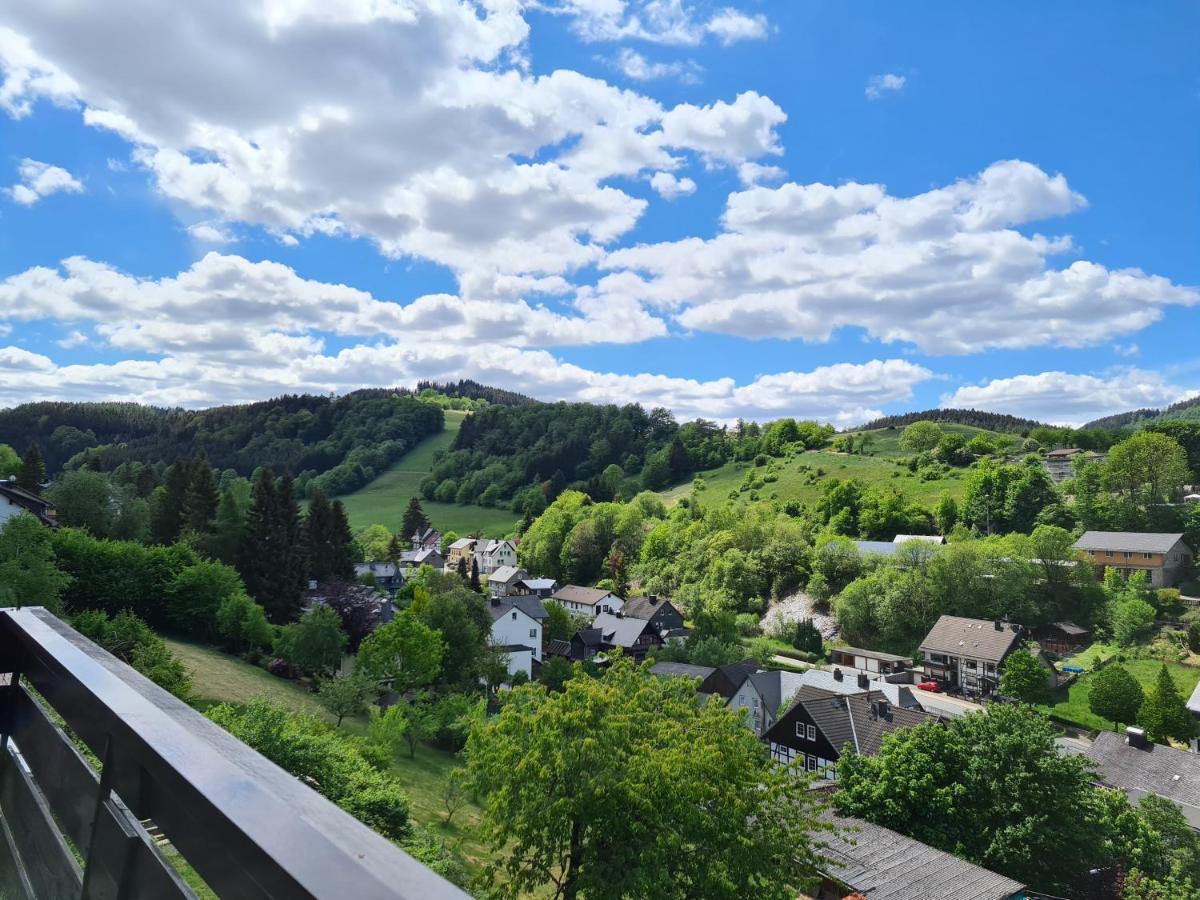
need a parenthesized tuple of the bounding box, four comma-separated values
(338, 409, 518, 537)
(1042, 657, 1200, 732)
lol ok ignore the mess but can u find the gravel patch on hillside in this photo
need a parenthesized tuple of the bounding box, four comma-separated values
(761, 591, 840, 641)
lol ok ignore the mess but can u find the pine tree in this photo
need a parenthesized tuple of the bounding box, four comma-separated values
(386, 534, 403, 565)
(1139, 663, 1197, 745)
(239, 469, 306, 623)
(274, 476, 309, 621)
(238, 468, 278, 613)
(469, 557, 482, 593)
(457, 556, 468, 582)
(151, 461, 190, 544)
(401, 497, 429, 543)
(17, 443, 46, 492)
(184, 453, 220, 535)
(328, 500, 355, 581)
(212, 486, 247, 564)
(305, 490, 355, 584)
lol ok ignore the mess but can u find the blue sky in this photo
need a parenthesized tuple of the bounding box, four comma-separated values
(0, 1, 1197, 425)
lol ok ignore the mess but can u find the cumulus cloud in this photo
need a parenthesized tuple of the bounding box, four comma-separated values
(0, 2, 786, 283)
(6, 158, 83, 205)
(188, 222, 234, 244)
(611, 47, 700, 83)
(649, 171, 697, 199)
(592, 160, 1197, 354)
(56, 329, 88, 348)
(555, 1, 767, 46)
(865, 73, 906, 100)
(941, 369, 1197, 426)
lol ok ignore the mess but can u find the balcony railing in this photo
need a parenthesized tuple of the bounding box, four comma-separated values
(0, 606, 470, 899)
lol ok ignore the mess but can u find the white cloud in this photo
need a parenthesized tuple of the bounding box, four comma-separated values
(649, 171, 696, 199)
(865, 73, 906, 100)
(705, 8, 768, 45)
(941, 369, 1197, 427)
(188, 222, 234, 244)
(5, 158, 83, 205)
(0, 2, 786, 284)
(554, 1, 767, 46)
(56, 329, 88, 348)
(611, 47, 700, 82)
(592, 160, 1196, 354)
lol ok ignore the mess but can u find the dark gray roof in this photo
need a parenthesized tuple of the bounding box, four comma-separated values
(1085, 730, 1200, 829)
(790, 687, 938, 757)
(649, 662, 715, 681)
(622, 596, 677, 619)
(1073, 531, 1187, 554)
(519, 578, 557, 591)
(918, 615, 1024, 663)
(1047, 621, 1089, 636)
(574, 628, 604, 648)
(545, 639, 572, 657)
(497, 644, 534, 654)
(550, 585, 616, 607)
(817, 813, 1026, 900)
(592, 612, 654, 648)
(488, 596, 549, 622)
(746, 670, 808, 716)
(794, 670, 922, 710)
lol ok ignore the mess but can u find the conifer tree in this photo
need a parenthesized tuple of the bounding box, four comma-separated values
(306, 489, 355, 584)
(184, 452, 220, 535)
(1139, 663, 1197, 745)
(212, 486, 247, 564)
(17, 443, 46, 492)
(457, 556, 468, 582)
(151, 461, 190, 544)
(401, 497, 429, 543)
(239, 469, 307, 623)
(386, 534, 403, 565)
(469, 557, 482, 593)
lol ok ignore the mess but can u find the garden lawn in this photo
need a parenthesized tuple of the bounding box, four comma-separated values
(164, 637, 498, 884)
(1042, 658, 1200, 732)
(1061, 641, 1118, 671)
(337, 409, 517, 537)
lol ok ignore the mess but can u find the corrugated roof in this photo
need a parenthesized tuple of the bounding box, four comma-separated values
(1072, 531, 1186, 554)
(1085, 730, 1200, 828)
(649, 662, 715, 681)
(854, 540, 899, 556)
(918, 615, 1024, 663)
(817, 813, 1026, 900)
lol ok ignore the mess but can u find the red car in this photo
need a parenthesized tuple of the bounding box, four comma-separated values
(917, 681, 941, 693)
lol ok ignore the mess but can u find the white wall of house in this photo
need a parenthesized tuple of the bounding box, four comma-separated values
(547, 595, 623, 618)
(729, 679, 768, 735)
(476, 541, 518, 575)
(769, 742, 837, 779)
(0, 496, 25, 528)
(500, 647, 534, 681)
(491, 607, 542, 662)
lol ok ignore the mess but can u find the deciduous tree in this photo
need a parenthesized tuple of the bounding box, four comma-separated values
(356, 612, 443, 693)
(465, 658, 829, 900)
(1089, 664, 1144, 730)
(277, 605, 347, 679)
(0, 513, 71, 613)
(899, 420, 942, 453)
(998, 644, 1049, 704)
(317, 673, 373, 727)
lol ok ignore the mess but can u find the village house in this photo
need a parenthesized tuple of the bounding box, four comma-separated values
(569, 627, 605, 662)
(807, 812, 1026, 900)
(1072, 531, 1194, 587)
(0, 479, 58, 528)
(488, 596, 548, 681)
(1085, 728, 1200, 831)
(444, 537, 477, 571)
(1033, 621, 1090, 656)
(486, 565, 528, 598)
(728, 669, 807, 737)
(1043, 447, 1106, 484)
(828, 646, 911, 676)
(512, 577, 558, 599)
(649, 661, 716, 685)
(410, 526, 442, 551)
(620, 595, 686, 639)
(798, 668, 923, 709)
(398, 547, 445, 571)
(586, 611, 663, 662)
(473, 539, 518, 575)
(918, 615, 1026, 698)
(696, 660, 762, 701)
(352, 562, 405, 596)
(763, 685, 939, 778)
(548, 584, 622, 617)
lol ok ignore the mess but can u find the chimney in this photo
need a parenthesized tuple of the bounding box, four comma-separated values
(856, 672, 869, 690)
(648, 595, 658, 605)
(1126, 726, 1148, 749)
(833, 667, 843, 682)
(993, 620, 1003, 631)
(873, 698, 890, 720)
(490, 598, 500, 607)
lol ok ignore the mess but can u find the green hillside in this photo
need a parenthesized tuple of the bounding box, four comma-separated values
(660, 423, 999, 509)
(338, 409, 517, 537)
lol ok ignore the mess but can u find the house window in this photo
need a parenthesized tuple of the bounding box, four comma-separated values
(966, 660, 977, 670)
(1123, 552, 1133, 560)
(795, 721, 805, 739)
(807, 724, 816, 741)
(1105, 551, 1113, 558)
(511, 612, 517, 620)
(1144, 552, 1154, 560)
(806, 756, 817, 772)
(529, 629, 537, 639)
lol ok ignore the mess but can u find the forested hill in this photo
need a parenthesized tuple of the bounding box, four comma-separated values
(0, 390, 444, 492)
(1083, 395, 1200, 430)
(857, 408, 1045, 434)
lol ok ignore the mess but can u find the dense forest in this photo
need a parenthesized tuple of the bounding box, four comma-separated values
(1083, 394, 1200, 430)
(857, 407, 1046, 433)
(0, 390, 445, 496)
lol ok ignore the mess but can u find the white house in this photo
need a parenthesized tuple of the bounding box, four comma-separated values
(548, 585, 622, 617)
(474, 540, 518, 575)
(487, 565, 528, 598)
(0, 479, 57, 529)
(488, 596, 548, 680)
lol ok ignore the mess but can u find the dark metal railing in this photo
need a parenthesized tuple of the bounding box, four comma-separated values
(0, 607, 470, 899)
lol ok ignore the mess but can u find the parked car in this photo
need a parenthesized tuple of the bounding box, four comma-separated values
(917, 680, 941, 693)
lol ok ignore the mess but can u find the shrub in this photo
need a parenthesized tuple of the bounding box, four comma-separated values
(734, 613, 761, 638)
